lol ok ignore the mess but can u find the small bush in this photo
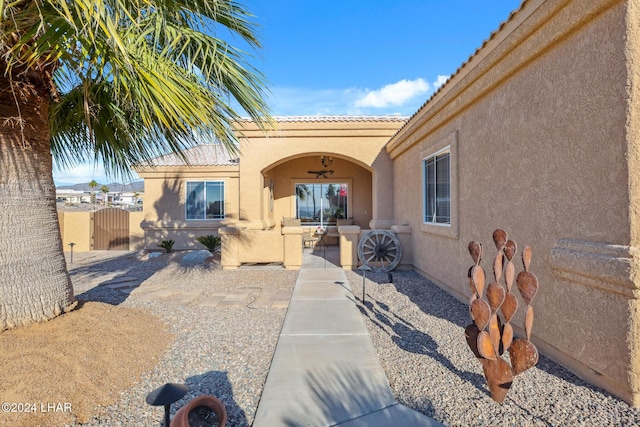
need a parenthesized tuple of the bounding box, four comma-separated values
(158, 239, 175, 253)
(196, 234, 221, 253)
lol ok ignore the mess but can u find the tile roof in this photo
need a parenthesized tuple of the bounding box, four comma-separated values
(144, 144, 239, 167)
(237, 115, 409, 123)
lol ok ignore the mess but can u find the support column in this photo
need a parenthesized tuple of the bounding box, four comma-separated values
(391, 224, 413, 270)
(370, 149, 394, 229)
(339, 225, 361, 270)
(219, 226, 242, 270)
(282, 226, 303, 270)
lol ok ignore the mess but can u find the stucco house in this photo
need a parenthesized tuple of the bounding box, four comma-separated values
(134, 0, 640, 407)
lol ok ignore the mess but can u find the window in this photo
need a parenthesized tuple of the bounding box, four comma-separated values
(186, 181, 224, 220)
(295, 183, 348, 226)
(423, 150, 450, 225)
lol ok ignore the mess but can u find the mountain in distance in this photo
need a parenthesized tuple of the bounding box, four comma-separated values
(56, 180, 144, 192)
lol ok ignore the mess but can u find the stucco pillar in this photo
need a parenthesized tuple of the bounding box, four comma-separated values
(391, 224, 413, 270)
(339, 225, 361, 269)
(282, 226, 303, 270)
(219, 226, 242, 270)
(369, 150, 394, 229)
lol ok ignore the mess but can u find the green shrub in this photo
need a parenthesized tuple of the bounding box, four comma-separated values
(196, 234, 221, 253)
(158, 239, 175, 253)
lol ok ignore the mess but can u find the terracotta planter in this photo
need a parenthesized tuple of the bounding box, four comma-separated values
(170, 395, 227, 427)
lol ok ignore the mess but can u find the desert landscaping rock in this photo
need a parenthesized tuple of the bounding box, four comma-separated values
(66, 250, 297, 426)
(10, 249, 640, 426)
(344, 269, 640, 426)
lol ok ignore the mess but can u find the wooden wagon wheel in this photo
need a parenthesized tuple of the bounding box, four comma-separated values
(357, 230, 402, 272)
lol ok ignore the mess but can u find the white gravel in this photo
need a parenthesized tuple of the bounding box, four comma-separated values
(344, 269, 640, 427)
(68, 251, 297, 427)
(66, 250, 640, 426)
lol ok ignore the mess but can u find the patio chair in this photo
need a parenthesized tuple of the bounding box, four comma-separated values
(302, 228, 318, 248)
(282, 217, 301, 227)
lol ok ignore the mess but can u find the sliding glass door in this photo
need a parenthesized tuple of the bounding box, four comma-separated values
(295, 183, 348, 226)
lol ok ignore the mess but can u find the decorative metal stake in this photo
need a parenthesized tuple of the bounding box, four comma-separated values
(146, 383, 189, 427)
(465, 229, 539, 403)
(68, 242, 76, 263)
(358, 264, 372, 304)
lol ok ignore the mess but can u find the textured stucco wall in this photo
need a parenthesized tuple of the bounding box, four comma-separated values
(128, 211, 146, 251)
(137, 166, 239, 249)
(60, 211, 93, 252)
(235, 119, 404, 229)
(388, 0, 640, 405)
(217, 119, 403, 265)
(625, 0, 640, 406)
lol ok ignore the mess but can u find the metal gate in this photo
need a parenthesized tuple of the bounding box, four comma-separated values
(93, 208, 130, 250)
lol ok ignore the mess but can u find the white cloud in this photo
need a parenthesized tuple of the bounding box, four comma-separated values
(354, 79, 430, 109)
(433, 75, 449, 90)
(263, 76, 452, 117)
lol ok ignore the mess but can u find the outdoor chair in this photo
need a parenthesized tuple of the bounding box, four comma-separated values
(282, 217, 301, 227)
(302, 228, 318, 248)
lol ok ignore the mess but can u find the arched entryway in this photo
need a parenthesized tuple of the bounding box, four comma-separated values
(263, 154, 373, 231)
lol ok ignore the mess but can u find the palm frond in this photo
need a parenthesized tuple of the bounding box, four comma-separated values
(4, 0, 272, 178)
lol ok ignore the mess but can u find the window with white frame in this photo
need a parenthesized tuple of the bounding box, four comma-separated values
(423, 149, 450, 225)
(186, 181, 225, 220)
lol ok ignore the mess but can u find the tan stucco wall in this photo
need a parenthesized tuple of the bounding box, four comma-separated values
(215, 118, 404, 265)
(60, 211, 93, 252)
(626, 0, 640, 404)
(235, 119, 404, 229)
(388, 0, 640, 405)
(136, 166, 239, 250)
(129, 211, 145, 251)
(136, 119, 403, 264)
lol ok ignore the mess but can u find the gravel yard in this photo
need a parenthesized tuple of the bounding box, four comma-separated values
(344, 269, 640, 427)
(69, 250, 297, 426)
(20, 249, 640, 426)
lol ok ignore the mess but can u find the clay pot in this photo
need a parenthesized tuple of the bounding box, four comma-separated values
(170, 395, 227, 427)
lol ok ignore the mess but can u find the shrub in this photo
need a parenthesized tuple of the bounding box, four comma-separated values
(158, 239, 175, 253)
(196, 234, 221, 253)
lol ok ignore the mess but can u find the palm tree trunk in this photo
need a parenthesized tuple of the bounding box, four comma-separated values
(0, 72, 76, 331)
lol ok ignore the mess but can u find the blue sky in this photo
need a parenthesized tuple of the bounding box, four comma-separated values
(53, 0, 521, 185)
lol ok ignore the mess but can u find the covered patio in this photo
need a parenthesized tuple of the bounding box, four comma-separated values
(219, 116, 410, 270)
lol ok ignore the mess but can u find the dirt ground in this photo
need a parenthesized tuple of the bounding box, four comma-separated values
(0, 301, 173, 427)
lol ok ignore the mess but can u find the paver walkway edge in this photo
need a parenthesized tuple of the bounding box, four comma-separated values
(252, 251, 444, 427)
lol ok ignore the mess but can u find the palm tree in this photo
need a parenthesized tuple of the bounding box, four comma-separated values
(296, 184, 314, 220)
(0, 0, 270, 330)
(100, 185, 109, 206)
(88, 179, 98, 209)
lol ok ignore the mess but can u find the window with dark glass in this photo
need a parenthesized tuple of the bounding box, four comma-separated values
(186, 181, 224, 220)
(424, 152, 450, 224)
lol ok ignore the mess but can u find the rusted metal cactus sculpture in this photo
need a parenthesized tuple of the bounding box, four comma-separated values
(465, 229, 539, 403)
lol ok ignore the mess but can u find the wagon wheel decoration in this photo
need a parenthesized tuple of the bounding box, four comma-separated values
(357, 230, 402, 272)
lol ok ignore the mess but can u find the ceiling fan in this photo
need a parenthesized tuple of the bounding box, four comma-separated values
(307, 170, 334, 179)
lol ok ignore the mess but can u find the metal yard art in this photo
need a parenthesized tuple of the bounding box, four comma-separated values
(465, 229, 539, 403)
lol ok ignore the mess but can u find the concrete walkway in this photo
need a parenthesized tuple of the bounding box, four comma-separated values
(253, 250, 443, 427)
